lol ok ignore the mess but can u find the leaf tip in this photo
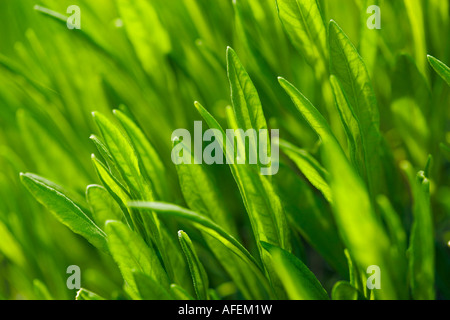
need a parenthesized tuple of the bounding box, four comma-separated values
(194, 101, 204, 112)
(226, 46, 237, 62)
(328, 19, 339, 32)
(177, 230, 186, 239)
(104, 219, 119, 230)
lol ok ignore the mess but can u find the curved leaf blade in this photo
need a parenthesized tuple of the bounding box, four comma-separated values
(428, 55, 450, 86)
(76, 288, 106, 301)
(133, 272, 173, 300)
(276, 0, 328, 78)
(20, 173, 108, 253)
(329, 20, 382, 197)
(114, 109, 168, 200)
(402, 164, 435, 300)
(128, 201, 273, 299)
(105, 220, 169, 298)
(278, 139, 332, 203)
(178, 231, 209, 300)
(261, 242, 329, 300)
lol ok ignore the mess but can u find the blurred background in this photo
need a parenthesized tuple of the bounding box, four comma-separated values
(0, 0, 448, 299)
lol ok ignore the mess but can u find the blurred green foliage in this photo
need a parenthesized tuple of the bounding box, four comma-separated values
(0, 0, 448, 300)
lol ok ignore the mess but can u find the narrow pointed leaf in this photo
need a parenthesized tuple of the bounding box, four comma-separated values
(178, 231, 209, 300)
(321, 139, 400, 299)
(20, 173, 108, 253)
(170, 284, 195, 300)
(128, 201, 272, 299)
(330, 74, 365, 176)
(114, 109, 168, 200)
(133, 272, 173, 300)
(402, 163, 435, 300)
(76, 288, 106, 301)
(261, 242, 329, 300)
(329, 20, 382, 197)
(194, 101, 290, 253)
(278, 139, 332, 202)
(279, 77, 335, 141)
(428, 55, 450, 86)
(105, 220, 169, 297)
(86, 185, 123, 229)
(92, 112, 152, 199)
(331, 281, 362, 300)
(91, 154, 134, 229)
(276, 0, 328, 78)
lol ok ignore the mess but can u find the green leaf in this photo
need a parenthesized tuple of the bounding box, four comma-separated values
(376, 195, 408, 294)
(358, 0, 379, 76)
(174, 145, 268, 299)
(75, 288, 106, 301)
(404, 0, 427, 76)
(391, 97, 429, 166)
(330, 75, 365, 177)
(178, 231, 209, 300)
(376, 195, 407, 257)
(428, 55, 450, 86)
(276, 0, 328, 78)
(344, 249, 362, 292)
(274, 164, 347, 276)
(261, 242, 329, 300)
(391, 55, 430, 166)
(113, 109, 168, 200)
(194, 100, 290, 253)
(0, 220, 26, 268)
(227, 47, 268, 137)
(133, 272, 173, 300)
(226, 47, 275, 176)
(402, 163, 435, 300)
(105, 220, 169, 298)
(128, 201, 272, 299)
(196, 99, 289, 298)
(278, 77, 337, 145)
(86, 185, 123, 229)
(329, 20, 383, 198)
(20, 173, 108, 253)
(393, 54, 431, 111)
(116, 0, 171, 75)
(33, 279, 53, 300)
(331, 281, 361, 300)
(174, 140, 237, 236)
(170, 284, 195, 300)
(33, 5, 121, 64)
(92, 112, 170, 278)
(91, 154, 134, 229)
(278, 139, 332, 202)
(91, 112, 152, 199)
(89, 134, 120, 176)
(127, 202, 259, 270)
(321, 139, 400, 299)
